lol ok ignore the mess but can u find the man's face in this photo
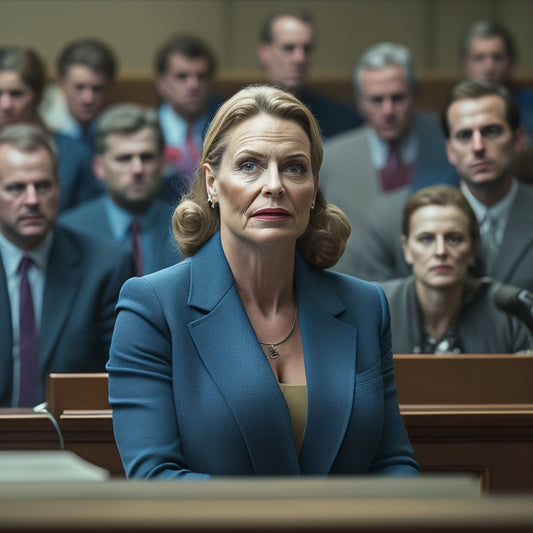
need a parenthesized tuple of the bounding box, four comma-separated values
(60, 64, 111, 125)
(445, 95, 521, 190)
(357, 65, 416, 143)
(0, 144, 59, 251)
(258, 16, 314, 90)
(93, 128, 163, 214)
(463, 36, 513, 84)
(156, 53, 211, 122)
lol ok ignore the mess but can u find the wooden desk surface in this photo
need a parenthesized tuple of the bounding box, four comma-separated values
(0, 478, 531, 532)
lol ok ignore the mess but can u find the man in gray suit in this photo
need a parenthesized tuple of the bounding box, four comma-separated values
(61, 104, 181, 276)
(0, 124, 132, 406)
(357, 79, 533, 292)
(320, 42, 456, 277)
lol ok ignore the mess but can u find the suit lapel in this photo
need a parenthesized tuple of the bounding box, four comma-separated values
(40, 228, 82, 372)
(0, 259, 13, 404)
(492, 183, 533, 281)
(187, 235, 300, 475)
(295, 258, 356, 474)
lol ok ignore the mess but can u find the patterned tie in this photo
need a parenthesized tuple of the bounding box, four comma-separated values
(380, 143, 411, 192)
(18, 256, 39, 407)
(130, 220, 144, 277)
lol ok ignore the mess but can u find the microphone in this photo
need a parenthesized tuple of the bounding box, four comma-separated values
(493, 282, 533, 332)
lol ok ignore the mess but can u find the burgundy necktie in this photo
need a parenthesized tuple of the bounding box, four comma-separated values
(18, 256, 39, 407)
(130, 220, 144, 276)
(380, 143, 411, 192)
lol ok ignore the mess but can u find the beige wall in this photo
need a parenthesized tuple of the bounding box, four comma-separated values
(1, 0, 533, 79)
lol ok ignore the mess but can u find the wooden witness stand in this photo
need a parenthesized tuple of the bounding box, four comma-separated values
(1, 353, 532, 493)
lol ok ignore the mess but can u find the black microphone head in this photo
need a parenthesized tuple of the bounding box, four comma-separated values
(493, 283, 522, 311)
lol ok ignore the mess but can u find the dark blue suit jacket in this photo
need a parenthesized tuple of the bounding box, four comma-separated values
(59, 196, 181, 274)
(0, 225, 133, 405)
(54, 133, 102, 212)
(108, 233, 418, 478)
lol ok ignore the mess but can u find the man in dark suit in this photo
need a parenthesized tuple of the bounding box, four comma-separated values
(154, 34, 224, 203)
(320, 42, 456, 277)
(60, 104, 181, 275)
(356, 79, 533, 292)
(257, 11, 363, 139)
(0, 124, 132, 406)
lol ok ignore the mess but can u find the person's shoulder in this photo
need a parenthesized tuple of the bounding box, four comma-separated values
(60, 195, 105, 220)
(413, 110, 444, 134)
(55, 223, 128, 263)
(53, 131, 91, 155)
(322, 268, 386, 299)
(323, 124, 368, 150)
(120, 259, 192, 301)
(516, 180, 533, 197)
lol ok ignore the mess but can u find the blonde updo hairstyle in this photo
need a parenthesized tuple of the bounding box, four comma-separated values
(172, 84, 350, 268)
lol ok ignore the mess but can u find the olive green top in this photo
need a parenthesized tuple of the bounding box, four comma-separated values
(278, 383, 307, 454)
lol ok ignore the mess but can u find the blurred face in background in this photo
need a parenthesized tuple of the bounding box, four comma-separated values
(357, 65, 416, 143)
(0, 144, 59, 250)
(258, 16, 314, 90)
(60, 64, 110, 125)
(0, 71, 36, 126)
(463, 36, 513, 84)
(156, 53, 211, 122)
(93, 127, 163, 214)
(402, 204, 476, 291)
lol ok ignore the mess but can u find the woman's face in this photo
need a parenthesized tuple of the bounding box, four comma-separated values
(205, 112, 318, 250)
(402, 204, 476, 290)
(0, 71, 36, 127)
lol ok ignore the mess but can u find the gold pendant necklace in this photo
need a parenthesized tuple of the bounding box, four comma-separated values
(258, 311, 298, 359)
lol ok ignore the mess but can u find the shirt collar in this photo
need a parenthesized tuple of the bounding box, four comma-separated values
(0, 231, 54, 276)
(365, 125, 418, 169)
(103, 196, 160, 242)
(158, 102, 207, 145)
(460, 179, 518, 222)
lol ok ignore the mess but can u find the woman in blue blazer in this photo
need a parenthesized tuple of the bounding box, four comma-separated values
(107, 85, 418, 479)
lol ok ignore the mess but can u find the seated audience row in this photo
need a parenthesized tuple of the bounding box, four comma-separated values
(354, 79, 533, 295)
(0, 46, 101, 211)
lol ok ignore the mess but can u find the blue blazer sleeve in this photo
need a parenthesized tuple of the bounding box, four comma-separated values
(108, 272, 210, 479)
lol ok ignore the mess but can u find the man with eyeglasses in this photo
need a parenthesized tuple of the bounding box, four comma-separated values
(60, 104, 181, 276)
(0, 123, 132, 407)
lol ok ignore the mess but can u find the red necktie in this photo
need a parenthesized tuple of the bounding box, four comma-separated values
(18, 256, 39, 407)
(130, 220, 143, 277)
(380, 143, 411, 192)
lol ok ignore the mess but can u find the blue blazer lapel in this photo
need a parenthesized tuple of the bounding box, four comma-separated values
(0, 260, 13, 404)
(294, 258, 357, 474)
(187, 235, 300, 475)
(40, 228, 82, 372)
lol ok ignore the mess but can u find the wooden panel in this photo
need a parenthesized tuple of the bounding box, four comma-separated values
(46, 373, 110, 420)
(393, 354, 533, 404)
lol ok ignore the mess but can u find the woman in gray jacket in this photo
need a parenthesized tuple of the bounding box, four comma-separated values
(380, 185, 532, 354)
